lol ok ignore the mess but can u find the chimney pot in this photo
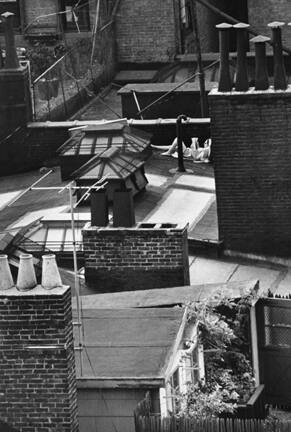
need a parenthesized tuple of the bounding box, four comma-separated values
(0, 254, 14, 290)
(250, 35, 270, 90)
(41, 254, 62, 290)
(16, 254, 37, 291)
(233, 22, 250, 91)
(91, 189, 109, 227)
(216, 23, 233, 92)
(268, 21, 287, 90)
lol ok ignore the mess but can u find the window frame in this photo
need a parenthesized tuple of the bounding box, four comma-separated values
(60, 0, 90, 32)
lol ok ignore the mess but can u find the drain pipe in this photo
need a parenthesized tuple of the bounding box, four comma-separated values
(176, 114, 187, 173)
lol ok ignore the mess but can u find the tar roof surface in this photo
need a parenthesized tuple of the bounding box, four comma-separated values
(74, 308, 185, 379)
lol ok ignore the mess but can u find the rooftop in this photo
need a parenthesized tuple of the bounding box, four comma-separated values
(0, 145, 290, 297)
(73, 307, 185, 379)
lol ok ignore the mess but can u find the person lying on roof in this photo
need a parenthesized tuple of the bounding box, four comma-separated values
(151, 136, 211, 163)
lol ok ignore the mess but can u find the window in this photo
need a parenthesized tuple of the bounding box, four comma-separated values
(170, 368, 181, 413)
(0, 0, 21, 32)
(60, 0, 90, 31)
(191, 347, 200, 383)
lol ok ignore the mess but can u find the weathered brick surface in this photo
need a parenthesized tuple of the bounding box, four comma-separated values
(83, 225, 190, 291)
(115, 0, 179, 63)
(209, 88, 291, 257)
(0, 125, 69, 175)
(248, 0, 291, 47)
(0, 287, 78, 432)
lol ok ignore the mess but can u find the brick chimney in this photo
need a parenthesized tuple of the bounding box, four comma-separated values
(83, 222, 190, 292)
(209, 23, 291, 258)
(0, 254, 79, 431)
(0, 12, 32, 140)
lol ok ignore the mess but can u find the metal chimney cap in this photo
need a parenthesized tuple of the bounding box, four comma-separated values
(216, 23, 233, 29)
(268, 21, 285, 28)
(250, 35, 271, 43)
(1, 11, 15, 19)
(233, 22, 250, 29)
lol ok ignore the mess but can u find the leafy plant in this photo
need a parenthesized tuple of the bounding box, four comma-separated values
(27, 43, 66, 80)
(173, 291, 257, 419)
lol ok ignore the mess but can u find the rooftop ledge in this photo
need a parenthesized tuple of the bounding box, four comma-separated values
(0, 285, 70, 297)
(209, 85, 291, 97)
(83, 222, 188, 232)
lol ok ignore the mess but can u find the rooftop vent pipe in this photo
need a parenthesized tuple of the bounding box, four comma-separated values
(16, 254, 37, 291)
(41, 254, 62, 290)
(233, 23, 250, 91)
(250, 35, 270, 90)
(0, 254, 14, 290)
(216, 23, 233, 92)
(268, 21, 287, 90)
(0, 12, 19, 69)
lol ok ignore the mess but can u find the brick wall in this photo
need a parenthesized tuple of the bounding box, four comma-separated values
(0, 285, 78, 432)
(22, 0, 58, 33)
(83, 223, 190, 292)
(0, 125, 69, 176)
(115, 0, 179, 63)
(209, 88, 291, 257)
(248, 0, 291, 47)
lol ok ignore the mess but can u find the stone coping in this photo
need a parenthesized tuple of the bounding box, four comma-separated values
(0, 284, 70, 297)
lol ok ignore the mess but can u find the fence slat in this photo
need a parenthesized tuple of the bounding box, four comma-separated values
(135, 409, 291, 432)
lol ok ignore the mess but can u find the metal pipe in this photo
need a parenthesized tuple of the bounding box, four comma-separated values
(216, 23, 233, 92)
(7, 169, 53, 207)
(250, 35, 270, 91)
(69, 183, 83, 376)
(233, 23, 250, 91)
(132, 91, 144, 120)
(176, 115, 188, 173)
(190, 0, 208, 117)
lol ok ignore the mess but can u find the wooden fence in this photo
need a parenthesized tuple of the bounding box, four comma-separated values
(134, 386, 268, 432)
(135, 416, 291, 432)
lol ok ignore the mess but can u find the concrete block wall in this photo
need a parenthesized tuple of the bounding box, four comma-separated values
(209, 88, 291, 257)
(115, 0, 179, 63)
(83, 223, 190, 292)
(0, 285, 78, 432)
